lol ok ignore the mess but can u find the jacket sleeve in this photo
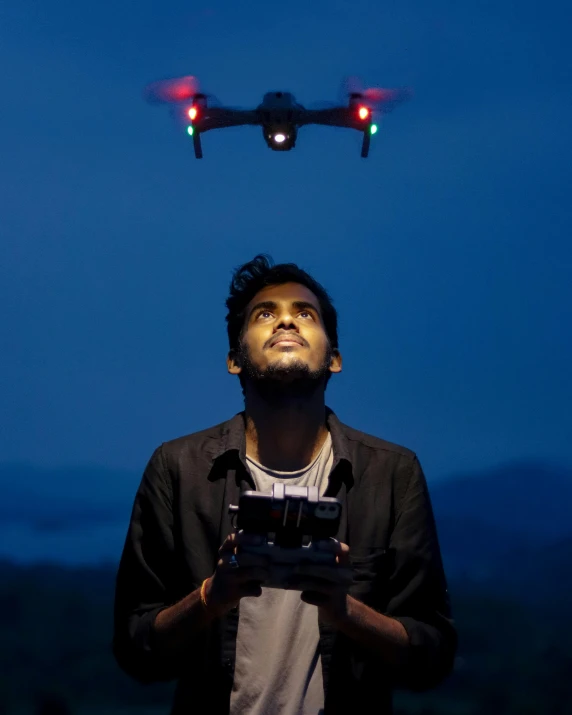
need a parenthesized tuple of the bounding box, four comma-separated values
(112, 444, 184, 683)
(384, 455, 458, 691)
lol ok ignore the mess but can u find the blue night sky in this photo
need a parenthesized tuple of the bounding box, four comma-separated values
(1, 0, 571, 563)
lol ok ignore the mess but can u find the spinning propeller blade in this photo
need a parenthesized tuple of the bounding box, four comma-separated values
(143, 75, 200, 104)
(340, 76, 412, 112)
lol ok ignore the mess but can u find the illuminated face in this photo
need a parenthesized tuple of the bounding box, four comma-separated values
(227, 282, 342, 386)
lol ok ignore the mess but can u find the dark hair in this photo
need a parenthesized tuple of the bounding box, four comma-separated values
(225, 254, 339, 352)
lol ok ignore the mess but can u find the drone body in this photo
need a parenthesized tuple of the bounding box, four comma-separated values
(144, 77, 411, 159)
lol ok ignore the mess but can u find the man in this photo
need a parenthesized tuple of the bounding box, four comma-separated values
(113, 254, 457, 714)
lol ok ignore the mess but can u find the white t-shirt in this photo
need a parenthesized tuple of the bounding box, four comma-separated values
(230, 432, 334, 715)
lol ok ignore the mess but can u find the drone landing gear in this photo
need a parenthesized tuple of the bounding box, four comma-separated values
(193, 131, 203, 159)
(360, 129, 370, 158)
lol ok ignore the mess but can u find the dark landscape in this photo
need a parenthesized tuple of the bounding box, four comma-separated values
(1, 459, 571, 714)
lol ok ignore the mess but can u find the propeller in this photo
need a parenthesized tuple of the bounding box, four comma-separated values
(143, 75, 201, 105)
(143, 74, 223, 128)
(310, 77, 412, 113)
(340, 76, 412, 112)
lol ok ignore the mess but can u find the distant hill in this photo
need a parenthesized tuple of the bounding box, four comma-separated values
(429, 460, 572, 592)
(1, 458, 571, 572)
(0, 462, 141, 530)
(1, 458, 571, 712)
(430, 460, 572, 541)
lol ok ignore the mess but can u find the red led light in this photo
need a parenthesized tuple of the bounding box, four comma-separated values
(188, 106, 198, 120)
(358, 106, 370, 120)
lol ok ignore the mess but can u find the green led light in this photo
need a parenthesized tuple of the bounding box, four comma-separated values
(187, 126, 194, 136)
(370, 124, 378, 135)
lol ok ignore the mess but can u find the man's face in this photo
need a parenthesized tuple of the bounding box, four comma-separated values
(227, 282, 342, 387)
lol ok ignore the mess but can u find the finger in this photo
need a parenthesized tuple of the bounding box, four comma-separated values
(316, 539, 351, 567)
(336, 542, 351, 568)
(219, 533, 238, 555)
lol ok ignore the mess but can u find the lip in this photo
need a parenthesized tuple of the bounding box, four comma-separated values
(269, 335, 304, 347)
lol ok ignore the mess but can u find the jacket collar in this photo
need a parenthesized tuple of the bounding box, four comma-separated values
(206, 407, 354, 487)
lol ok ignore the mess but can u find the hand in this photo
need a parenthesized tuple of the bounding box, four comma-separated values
(287, 540, 353, 623)
(203, 532, 270, 617)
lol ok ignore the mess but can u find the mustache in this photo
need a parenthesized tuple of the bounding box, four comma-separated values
(265, 333, 309, 348)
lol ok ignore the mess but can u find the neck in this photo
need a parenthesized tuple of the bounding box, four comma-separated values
(243, 383, 329, 471)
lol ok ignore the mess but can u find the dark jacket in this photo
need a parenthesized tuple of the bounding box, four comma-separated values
(113, 409, 457, 714)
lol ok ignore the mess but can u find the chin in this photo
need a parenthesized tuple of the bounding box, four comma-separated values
(266, 358, 311, 375)
(268, 369, 309, 383)
(238, 345, 331, 387)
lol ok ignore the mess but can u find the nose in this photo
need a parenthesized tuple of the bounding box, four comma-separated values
(275, 309, 298, 331)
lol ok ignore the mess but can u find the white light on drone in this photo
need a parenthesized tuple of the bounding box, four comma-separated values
(273, 133, 286, 143)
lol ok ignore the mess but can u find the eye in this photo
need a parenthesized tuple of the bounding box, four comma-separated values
(257, 310, 273, 319)
(299, 311, 313, 319)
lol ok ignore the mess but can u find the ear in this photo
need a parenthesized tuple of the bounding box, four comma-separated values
(227, 350, 242, 375)
(329, 348, 342, 374)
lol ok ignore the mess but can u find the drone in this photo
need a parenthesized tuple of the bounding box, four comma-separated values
(143, 76, 411, 159)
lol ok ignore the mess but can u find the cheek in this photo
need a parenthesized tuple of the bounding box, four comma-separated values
(314, 331, 330, 351)
(311, 335, 331, 362)
(242, 331, 267, 360)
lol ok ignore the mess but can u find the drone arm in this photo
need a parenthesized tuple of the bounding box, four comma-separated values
(198, 109, 260, 133)
(297, 108, 358, 129)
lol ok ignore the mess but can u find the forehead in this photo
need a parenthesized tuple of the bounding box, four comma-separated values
(246, 282, 321, 313)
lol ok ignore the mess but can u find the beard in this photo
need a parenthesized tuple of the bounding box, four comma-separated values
(236, 342, 333, 400)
